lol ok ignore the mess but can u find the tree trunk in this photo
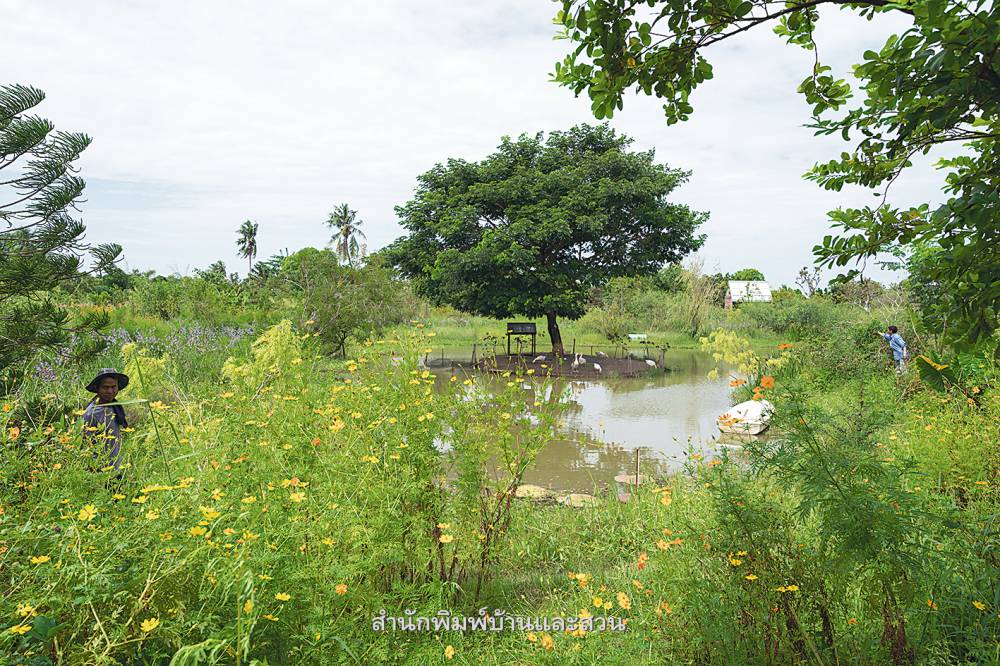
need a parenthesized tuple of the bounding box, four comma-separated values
(546, 311, 564, 357)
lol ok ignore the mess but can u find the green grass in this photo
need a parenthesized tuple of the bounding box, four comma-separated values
(412, 309, 784, 360)
(1, 313, 996, 664)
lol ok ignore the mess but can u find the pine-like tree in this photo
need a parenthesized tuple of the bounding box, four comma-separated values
(0, 84, 122, 387)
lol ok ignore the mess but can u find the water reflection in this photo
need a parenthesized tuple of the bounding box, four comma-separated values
(457, 350, 738, 493)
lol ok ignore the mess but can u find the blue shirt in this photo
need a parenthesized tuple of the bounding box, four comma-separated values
(883, 333, 907, 360)
(82, 401, 127, 471)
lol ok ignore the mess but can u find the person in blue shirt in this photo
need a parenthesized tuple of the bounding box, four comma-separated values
(876, 326, 908, 373)
(81, 368, 130, 479)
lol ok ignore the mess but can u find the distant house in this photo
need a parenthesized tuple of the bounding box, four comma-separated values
(725, 281, 772, 309)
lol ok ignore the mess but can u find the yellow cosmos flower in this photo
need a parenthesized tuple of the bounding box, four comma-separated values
(243, 599, 254, 614)
(335, 583, 348, 596)
(30, 555, 51, 565)
(444, 645, 455, 660)
(439, 534, 454, 544)
(274, 592, 291, 602)
(540, 633, 554, 650)
(140, 617, 160, 632)
(972, 600, 987, 611)
(8, 624, 31, 635)
(189, 526, 207, 537)
(745, 574, 758, 581)
(289, 492, 306, 503)
(616, 591, 631, 610)
(78, 504, 97, 522)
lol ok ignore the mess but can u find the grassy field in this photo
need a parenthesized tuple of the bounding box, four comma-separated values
(401, 310, 785, 364)
(1, 302, 997, 664)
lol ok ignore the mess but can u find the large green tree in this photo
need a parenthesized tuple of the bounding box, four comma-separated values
(0, 84, 121, 385)
(553, 0, 999, 348)
(384, 124, 706, 355)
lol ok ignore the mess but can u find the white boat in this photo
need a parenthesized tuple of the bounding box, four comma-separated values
(717, 399, 774, 435)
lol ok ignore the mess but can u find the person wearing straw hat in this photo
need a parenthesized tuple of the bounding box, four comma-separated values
(81, 368, 130, 476)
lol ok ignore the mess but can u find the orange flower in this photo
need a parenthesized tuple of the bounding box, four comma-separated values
(760, 376, 775, 389)
(777, 343, 793, 350)
(729, 378, 746, 387)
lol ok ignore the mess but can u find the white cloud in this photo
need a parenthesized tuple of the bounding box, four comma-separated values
(2, 0, 953, 286)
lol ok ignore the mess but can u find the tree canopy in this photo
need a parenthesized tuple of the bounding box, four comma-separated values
(281, 248, 410, 355)
(0, 84, 121, 385)
(553, 0, 999, 348)
(729, 268, 766, 282)
(383, 124, 706, 354)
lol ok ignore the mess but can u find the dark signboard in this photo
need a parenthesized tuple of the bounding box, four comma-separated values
(506, 322, 536, 335)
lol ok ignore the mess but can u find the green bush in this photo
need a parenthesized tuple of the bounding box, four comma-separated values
(737, 298, 858, 339)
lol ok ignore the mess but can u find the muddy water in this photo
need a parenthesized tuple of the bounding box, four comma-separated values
(514, 349, 737, 492)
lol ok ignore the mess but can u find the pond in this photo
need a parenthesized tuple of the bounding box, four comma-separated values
(510, 349, 739, 492)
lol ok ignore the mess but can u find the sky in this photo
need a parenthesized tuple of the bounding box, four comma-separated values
(2, 0, 951, 287)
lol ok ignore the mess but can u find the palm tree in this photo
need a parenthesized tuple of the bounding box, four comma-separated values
(236, 219, 259, 274)
(325, 204, 367, 267)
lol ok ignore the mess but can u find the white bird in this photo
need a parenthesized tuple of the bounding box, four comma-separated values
(645, 359, 656, 367)
(596, 351, 608, 358)
(532, 355, 546, 363)
(593, 362, 602, 373)
(571, 354, 581, 370)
